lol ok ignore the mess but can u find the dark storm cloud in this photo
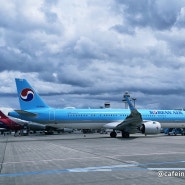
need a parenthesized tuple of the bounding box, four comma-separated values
(115, 0, 185, 30)
(1, 0, 185, 109)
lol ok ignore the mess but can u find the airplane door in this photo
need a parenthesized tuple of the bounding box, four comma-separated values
(49, 111, 55, 121)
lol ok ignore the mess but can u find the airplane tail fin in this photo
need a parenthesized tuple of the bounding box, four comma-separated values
(0, 111, 8, 119)
(15, 78, 49, 110)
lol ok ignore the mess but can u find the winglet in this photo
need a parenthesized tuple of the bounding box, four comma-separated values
(123, 92, 142, 124)
(115, 92, 143, 132)
(123, 92, 136, 111)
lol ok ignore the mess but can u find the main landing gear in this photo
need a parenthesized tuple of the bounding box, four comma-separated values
(121, 131, 130, 138)
(110, 130, 117, 138)
(110, 130, 130, 138)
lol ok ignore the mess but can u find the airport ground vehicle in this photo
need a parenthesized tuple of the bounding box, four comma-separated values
(164, 128, 185, 135)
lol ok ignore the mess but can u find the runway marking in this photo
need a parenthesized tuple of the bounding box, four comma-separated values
(1, 151, 185, 165)
(0, 160, 185, 177)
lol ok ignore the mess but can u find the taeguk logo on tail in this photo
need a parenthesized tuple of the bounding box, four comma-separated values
(20, 88, 34, 101)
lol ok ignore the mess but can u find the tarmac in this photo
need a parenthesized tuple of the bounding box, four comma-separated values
(0, 132, 185, 185)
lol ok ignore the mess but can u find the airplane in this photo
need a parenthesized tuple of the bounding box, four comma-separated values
(0, 110, 48, 135)
(0, 110, 23, 134)
(8, 78, 185, 138)
(0, 111, 70, 135)
(0, 110, 73, 135)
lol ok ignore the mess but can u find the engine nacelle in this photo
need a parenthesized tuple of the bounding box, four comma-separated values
(140, 121, 161, 135)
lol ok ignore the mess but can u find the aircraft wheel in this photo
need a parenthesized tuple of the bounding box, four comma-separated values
(110, 131, 117, 138)
(122, 131, 130, 138)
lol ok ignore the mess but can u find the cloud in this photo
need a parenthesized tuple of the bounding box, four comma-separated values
(115, 0, 185, 30)
(0, 0, 185, 110)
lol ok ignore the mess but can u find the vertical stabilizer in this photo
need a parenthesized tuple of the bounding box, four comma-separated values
(15, 78, 49, 110)
(0, 111, 9, 119)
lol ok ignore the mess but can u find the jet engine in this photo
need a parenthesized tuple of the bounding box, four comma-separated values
(140, 121, 161, 135)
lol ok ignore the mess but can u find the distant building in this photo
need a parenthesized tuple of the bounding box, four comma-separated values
(104, 102, 110, 108)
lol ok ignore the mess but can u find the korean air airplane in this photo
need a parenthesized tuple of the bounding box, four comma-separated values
(8, 78, 185, 138)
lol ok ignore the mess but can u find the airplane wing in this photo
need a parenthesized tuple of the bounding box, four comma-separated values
(104, 111, 142, 134)
(104, 92, 143, 135)
(115, 108, 142, 131)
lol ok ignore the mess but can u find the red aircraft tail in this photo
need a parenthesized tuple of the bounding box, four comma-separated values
(0, 110, 23, 131)
(0, 111, 9, 119)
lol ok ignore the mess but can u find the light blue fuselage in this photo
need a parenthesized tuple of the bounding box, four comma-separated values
(9, 108, 185, 129)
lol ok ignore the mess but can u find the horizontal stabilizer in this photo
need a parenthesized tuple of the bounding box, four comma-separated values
(14, 110, 37, 117)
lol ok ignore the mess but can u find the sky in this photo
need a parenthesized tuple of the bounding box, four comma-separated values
(1, 0, 185, 111)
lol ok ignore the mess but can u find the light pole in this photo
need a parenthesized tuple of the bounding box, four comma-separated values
(132, 98, 136, 107)
(122, 92, 137, 108)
